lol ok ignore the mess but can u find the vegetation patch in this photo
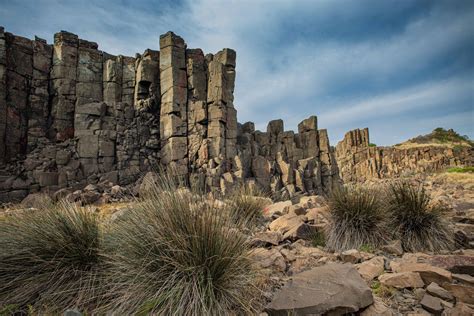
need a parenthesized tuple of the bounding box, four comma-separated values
(0, 202, 106, 313)
(386, 182, 453, 252)
(325, 184, 389, 252)
(102, 173, 262, 315)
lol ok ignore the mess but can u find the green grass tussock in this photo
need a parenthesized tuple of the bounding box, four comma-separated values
(102, 173, 262, 315)
(386, 182, 453, 252)
(326, 184, 388, 252)
(0, 201, 106, 312)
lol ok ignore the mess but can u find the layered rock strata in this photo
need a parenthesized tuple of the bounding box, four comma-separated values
(0, 28, 339, 202)
(335, 128, 473, 182)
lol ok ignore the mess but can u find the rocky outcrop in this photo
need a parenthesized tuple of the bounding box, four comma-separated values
(0, 28, 339, 202)
(335, 128, 473, 182)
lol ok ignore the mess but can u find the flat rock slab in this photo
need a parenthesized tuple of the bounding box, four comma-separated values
(266, 262, 373, 315)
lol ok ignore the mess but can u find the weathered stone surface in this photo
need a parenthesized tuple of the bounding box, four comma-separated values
(357, 256, 385, 281)
(391, 262, 452, 286)
(426, 282, 454, 302)
(336, 128, 473, 182)
(379, 272, 425, 289)
(266, 263, 373, 315)
(421, 294, 443, 315)
(0, 28, 340, 202)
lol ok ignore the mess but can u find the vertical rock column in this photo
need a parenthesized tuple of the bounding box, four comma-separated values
(214, 49, 237, 160)
(5, 33, 33, 161)
(28, 37, 52, 151)
(0, 27, 6, 163)
(159, 32, 188, 175)
(103, 55, 122, 105)
(75, 39, 103, 107)
(318, 129, 338, 191)
(186, 48, 208, 172)
(51, 31, 78, 141)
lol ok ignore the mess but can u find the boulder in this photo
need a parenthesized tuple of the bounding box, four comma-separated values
(360, 297, 393, 316)
(420, 294, 443, 315)
(250, 248, 286, 273)
(391, 262, 452, 286)
(357, 256, 385, 282)
(21, 193, 53, 209)
(251, 231, 283, 246)
(263, 200, 292, 217)
(266, 263, 373, 315)
(269, 214, 304, 234)
(441, 283, 474, 304)
(426, 282, 454, 302)
(341, 249, 362, 264)
(379, 272, 424, 289)
(442, 302, 474, 316)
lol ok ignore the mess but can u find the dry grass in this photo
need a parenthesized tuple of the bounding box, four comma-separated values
(0, 201, 106, 313)
(387, 182, 454, 252)
(394, 141, 471, 149)
(326, 184, 389, 252)
(101, 172, 262, 315)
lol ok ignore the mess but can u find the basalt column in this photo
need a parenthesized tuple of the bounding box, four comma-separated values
(5, 33, 33, 161)
(0, 27, 6, 163)
(159, 32, 188, 176)
(28, 37, 52, 151)
(186, 49, 208, 174)
(51, 31, 78, 141)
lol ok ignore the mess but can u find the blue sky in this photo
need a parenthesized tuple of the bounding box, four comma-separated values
(1, 0, 473, 145)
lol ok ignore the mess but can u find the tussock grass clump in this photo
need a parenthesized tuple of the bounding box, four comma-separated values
(326, 185, 388, 251)
(225, 184, 271, 227)
(387, 182, 453, 252)
(0, 202, 105, 312)
(103, 174, 261, 315)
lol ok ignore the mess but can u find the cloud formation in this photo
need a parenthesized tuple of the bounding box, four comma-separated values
(1, 0, 472, 144)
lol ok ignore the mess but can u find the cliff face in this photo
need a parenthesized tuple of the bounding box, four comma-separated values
(0, 28, 339, 202)
(335, 128, 473, 183)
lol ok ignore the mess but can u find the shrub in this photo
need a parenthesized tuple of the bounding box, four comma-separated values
(103, 174, 262, 315)
(368, 143, 377, 147)
(326, 185, 388, 252)
(0, 202, 105, 312)
(386, 182, 453, 252)
(225, 184, 271, 227)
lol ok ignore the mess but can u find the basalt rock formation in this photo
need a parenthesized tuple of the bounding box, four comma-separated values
(0, 28, 339, 202)
(335, 128, 473, 183)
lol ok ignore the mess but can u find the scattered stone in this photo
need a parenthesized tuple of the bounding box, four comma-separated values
(452, 273, 474, 286)
(360, 296, 393, 316)
(391, 262, 452, 286)
(250, 248, 286, 273)
(420, 294, 443, 315)
(442, 302, 474, 316)
(341, 249, 362, 264)
(357, 256, 385, 281)
(263, 201, 292, 218)
(441, 283, 474, 304)
(21, 192, 53, 208)
(251, 231, 283, 246)
(379, 272, 424, 289)
(266, 263, 373, 315)
(426, 282, 454, 302)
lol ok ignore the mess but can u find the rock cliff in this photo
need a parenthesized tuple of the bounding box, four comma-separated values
(0, 28, 339, 202)
(335, 128, 473, 183)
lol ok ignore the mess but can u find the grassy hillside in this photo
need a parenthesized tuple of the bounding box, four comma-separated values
(395, 128, 473, 149)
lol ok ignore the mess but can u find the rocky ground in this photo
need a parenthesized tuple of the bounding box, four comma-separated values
(1, 171, 473, 315)
(251, 172, 474, 315)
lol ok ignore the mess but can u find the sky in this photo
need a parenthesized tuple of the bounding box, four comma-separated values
(0, 0, 473, 145)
